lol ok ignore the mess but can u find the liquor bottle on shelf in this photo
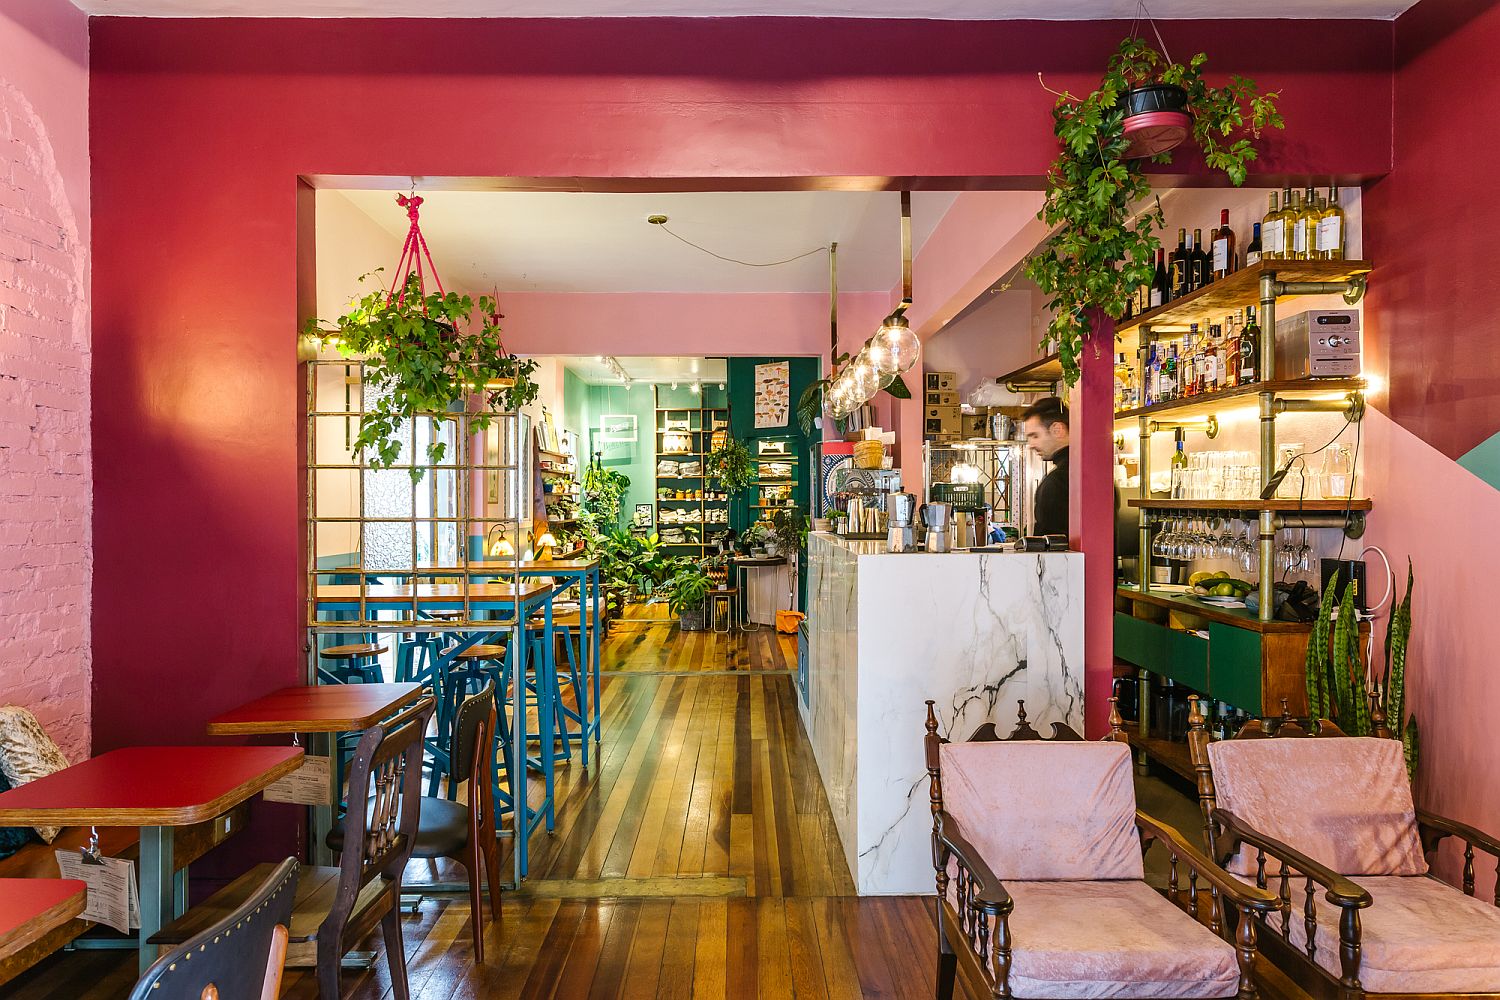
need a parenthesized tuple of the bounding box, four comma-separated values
(1114, 353, 1130, 411)
(1224, 312, 1241, 389)
(1149, 247, 1169, 308)
(1146, 343, 1160, 406)
(1169, 228, 1189, 299)
(1190, 228, 1209, 289)
(1162, 343, 1178, 402)
(1204, 324, 1222, 393)
(1245, 222, 1263, 266)
(1318, 187, 1346, 260)
(1261, 191, 1283, 260)
(1239, 306, 1261, 383)
(1211, 209, 1236, 280)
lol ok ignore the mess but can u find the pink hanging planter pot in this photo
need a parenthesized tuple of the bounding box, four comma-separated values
(1120, 83, 1190, 159)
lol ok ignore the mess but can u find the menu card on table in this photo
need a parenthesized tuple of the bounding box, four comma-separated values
(56, 850, 139, 934)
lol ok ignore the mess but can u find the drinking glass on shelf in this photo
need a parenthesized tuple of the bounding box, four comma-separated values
(1323, 444, 1355, 499)
(1275, 444, 1306, 500)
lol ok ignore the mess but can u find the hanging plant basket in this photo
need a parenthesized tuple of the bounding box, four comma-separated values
(302, 193, 539, 479)
(1120, 83, 1190, 159)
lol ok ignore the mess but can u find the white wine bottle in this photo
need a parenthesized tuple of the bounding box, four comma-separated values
(1318, 187, 1346, 260)
(1261, 191, 1283, 259)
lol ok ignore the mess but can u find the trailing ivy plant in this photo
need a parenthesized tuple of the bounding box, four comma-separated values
(1026, 38, 1284, 386)
(704, 436, 756, 494)
(305, 270, 539, 480)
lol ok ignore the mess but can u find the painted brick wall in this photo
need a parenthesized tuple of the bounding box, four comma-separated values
(0, 2, 90, 763)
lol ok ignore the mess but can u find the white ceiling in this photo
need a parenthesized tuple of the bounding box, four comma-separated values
(330, 189, 961, 294)
(561, 355, 728, 385)
(72, 0, 1420, 17)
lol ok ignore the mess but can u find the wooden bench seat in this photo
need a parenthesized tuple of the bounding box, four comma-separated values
(0, 803, 248, 985)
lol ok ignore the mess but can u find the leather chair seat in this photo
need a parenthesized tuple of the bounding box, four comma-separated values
(326, 796, 469, 859)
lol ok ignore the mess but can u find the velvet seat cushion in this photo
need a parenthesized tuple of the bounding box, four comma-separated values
(999, 881, 1240, 999)
(1207, 737, 1426, 876)
(1283, 875, 1500, 992)
(939, 740, 1142, 881)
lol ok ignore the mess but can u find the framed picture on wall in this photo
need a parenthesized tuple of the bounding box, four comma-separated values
(633, 503, 654, 528)
(600, 414, 637, 444)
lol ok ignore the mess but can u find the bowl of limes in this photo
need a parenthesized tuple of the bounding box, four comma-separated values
(1188, 571, 1255, 606)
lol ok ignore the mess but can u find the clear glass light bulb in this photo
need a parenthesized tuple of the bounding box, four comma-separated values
(873, 314, 921, 374)
(846, 360, 881, 402)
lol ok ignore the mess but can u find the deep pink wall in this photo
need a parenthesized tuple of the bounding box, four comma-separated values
(1359, 0, 1500, 892)
(87, 16, 1394, 791)
(0, 0, 90, 763)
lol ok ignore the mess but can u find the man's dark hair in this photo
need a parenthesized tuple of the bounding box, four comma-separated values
(1021, 396, 1069, 429)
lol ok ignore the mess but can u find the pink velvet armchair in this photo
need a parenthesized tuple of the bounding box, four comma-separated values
(925, 699, 1278, 1000)
(1188, 697, 1500, 1000)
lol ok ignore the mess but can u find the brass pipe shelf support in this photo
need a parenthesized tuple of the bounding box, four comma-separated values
(1147, 416, 1220, 439)
(1272, 391, 1365, 422)
(1270, 275, 1367, 306)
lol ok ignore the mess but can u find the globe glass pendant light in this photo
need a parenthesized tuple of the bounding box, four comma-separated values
(827, 377, 853, 419)
(865, 337, 900, 377)
(872, 312, 921, 374)
(846, 356, 881, 403)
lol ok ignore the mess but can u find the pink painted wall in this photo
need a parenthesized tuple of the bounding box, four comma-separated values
(1357, 0, 1500, 892)
(0, 0, 90, 763)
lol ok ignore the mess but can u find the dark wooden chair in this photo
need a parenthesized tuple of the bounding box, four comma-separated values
(925, 698, 1278, 1000)
(329, 679, 501, 962)
(153, 697, 435, 999)
(130, 857, 298, 1000)
(1187, 696, 1500, 1000)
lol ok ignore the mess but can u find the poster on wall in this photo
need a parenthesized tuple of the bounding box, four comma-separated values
(599, 414, 637, 444)
(754, 361, 790, 428)
(633, 504, 654, 528)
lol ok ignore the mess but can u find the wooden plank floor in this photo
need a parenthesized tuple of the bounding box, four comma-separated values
(8, 617, 947, 999)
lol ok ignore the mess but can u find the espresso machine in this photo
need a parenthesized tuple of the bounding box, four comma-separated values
(920, 502, 953, 553)
(886, 492, 918, 552)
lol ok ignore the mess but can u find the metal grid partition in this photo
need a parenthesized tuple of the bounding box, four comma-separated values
(924, 441, 1023, 524)
(306, 354, 541, 885)
(305, 354, 529, 634)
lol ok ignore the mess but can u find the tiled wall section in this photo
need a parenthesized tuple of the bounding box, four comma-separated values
(0, 23, 90, 762)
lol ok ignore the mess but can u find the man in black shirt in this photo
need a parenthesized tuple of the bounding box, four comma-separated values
(1022, 397, 1070, 537)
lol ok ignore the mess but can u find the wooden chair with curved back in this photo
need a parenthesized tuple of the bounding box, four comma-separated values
(152, 697, 435, 999)
(1187, 695, 1500, 1000)
(925, 698, 1278, 1000)
(130, 857, 298, 1000)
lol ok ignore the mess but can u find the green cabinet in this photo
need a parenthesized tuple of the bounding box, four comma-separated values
(1114, 613, 1208, 692)
(1207, 623, 1264, 715)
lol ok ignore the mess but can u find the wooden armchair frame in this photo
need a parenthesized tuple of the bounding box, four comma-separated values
(1187, 696, 1500, 1000)
(925, 698, 1278, 1000)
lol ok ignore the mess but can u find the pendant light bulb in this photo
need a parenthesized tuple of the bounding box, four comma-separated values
(866, 338, 900, 376)
(873, 313, 921, 374)
(846, 358, 881, 403)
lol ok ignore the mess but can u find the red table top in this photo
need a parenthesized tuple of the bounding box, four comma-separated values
(0, 878, 87, 959)
(206, 682, 423, 735)
(0, 746, 304, 827)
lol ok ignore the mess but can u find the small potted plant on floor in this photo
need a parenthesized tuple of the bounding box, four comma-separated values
(667, 559, 712, 632)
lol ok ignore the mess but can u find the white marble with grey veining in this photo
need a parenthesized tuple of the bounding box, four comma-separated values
(799, 532, 1085, 895)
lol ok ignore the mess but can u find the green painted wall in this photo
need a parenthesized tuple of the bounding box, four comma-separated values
(726, 357, 820, 535)
(584, 382, 656, 528)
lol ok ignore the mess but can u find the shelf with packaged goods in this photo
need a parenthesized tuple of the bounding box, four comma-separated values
(1127, 498, 1372, 513)
(1115, 378, 1365, 424)
(1118, 259, 1372, 336)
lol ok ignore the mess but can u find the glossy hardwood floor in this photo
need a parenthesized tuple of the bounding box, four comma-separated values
(8, 616, 945, 999)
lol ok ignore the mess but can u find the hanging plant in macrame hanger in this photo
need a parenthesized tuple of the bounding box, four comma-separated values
(1025, 10, 1284, 387)
(303, 192, 539, 480)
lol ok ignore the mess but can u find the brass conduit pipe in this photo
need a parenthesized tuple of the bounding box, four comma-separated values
(1271, 275, 1366, 305)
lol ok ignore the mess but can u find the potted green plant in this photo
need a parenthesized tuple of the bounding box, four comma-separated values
(580, 458, 631, 533)
(704, 436, 756, 495)
(666, 559, 712, 632)
(1026, 38, 1284, 386)
(767, 508, 808, 556)
(305, 271, 539, 479)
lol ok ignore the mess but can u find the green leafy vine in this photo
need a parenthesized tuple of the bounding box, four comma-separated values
(1026, 38, 1284, 386)
(304, 270, 539, 480)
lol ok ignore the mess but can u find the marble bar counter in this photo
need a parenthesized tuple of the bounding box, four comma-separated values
(801, 532, 1084, 895)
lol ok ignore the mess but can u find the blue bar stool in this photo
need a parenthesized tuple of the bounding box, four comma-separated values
(529, 608, 589, 767)
(494, 632, 557, 840)
(317, 642, 386, 685)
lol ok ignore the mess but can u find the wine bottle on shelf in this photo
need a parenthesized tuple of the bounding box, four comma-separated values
(1261, 191, 1283, 260)
(1239, 306, 1261, 383)
(1211, 210, 1236, 280)
(1245, 222, 1263, 267)
(1169, 228, 1189, 299)
(1319, 186, 1346, 260)
(1170, 438, 1189, 499)
(1190, 228, 1209, 289)
(1300, 187, 1319, 260)
(1149, 247, 1169, 308)
(1286, 189, 1305, 259)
